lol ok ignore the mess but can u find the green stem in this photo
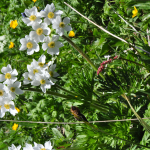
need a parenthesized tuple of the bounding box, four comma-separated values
(62, 35, 105, 79)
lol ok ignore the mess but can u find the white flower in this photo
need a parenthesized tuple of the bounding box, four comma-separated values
(52, 16, 72, 36)
(47, 64, 59, 83)
(31, 73, 54, 93)
(19, 35, 39, 55)
(23, 72, 32, 84)
(29, 23, 51, 43)
(2, 100, 18, 116)
(22, 6, 42, 26)
(0, 64, 18, 84)
(40, 3, 63, 25)
(42, 35, 63, 55)
(7, 81, 23, 99)
(27, 60, 45, 80)
(37, 54, 48, 69)
(23, 143, 34, 150)
(33, 141, 53, 150)
(0, 83, 9, 101)
(104, 55, 111, 60)
(8, 144, 21, 150)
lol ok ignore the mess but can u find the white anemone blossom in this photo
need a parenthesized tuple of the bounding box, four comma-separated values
(33, 141, 53, 150)
(52, 16, 72, 36)
(0, 83, 9, 100)
(22, 6, 42, 26)
(47, 64, 59, 83)
(7, 80, 23, 100)
(40, 3, 63, 25)
(23, 143, 34, 150)
(19, 35, 39, 55)
(27, 60, 45, 80)
(42, 35, 63, 55)
(36, 54, 48, 69)
(1, 99, 18, 116)
(8, 144, 21, 150)
(0, 64, 18, 84)
(29, 23, 51, 43)
(31, 73, 54, 93)
(23, 72, 32, 85)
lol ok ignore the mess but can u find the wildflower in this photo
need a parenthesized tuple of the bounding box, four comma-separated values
(19, 35, 39, 55)
(10, 20, 18, 29)
(9, 42, 14, 49)
(32, 0, 37, 2)
(22, 72, 32, 84)
(68, 31, 75, 37)
(47, 64, 59, 83)
(23, 143, 34, 150)
(113, 55, 118, 60)
(0, 64, 18, 84)
(37, 54, 48, 69)
(42, 35, 63, 55)
(132, 6, 138, 18)
(52, 16, 72, 36)
(33, 141, 53, 150)
(8, 144, 21, 150)
(7, 81, 23, 100)
(40, 3, 63, 25)
(31, 73, 54, 93)
(15, 107, 20, 112)
(0, 83, 9, 101)
(12, 123, 18, 130)
(29, 23, 51, 43)
(22, 6, 42, 26)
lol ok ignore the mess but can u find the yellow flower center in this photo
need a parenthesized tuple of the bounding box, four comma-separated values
(40, 79, 46, 85)
(48, 41, 55, 48)
(0, 90, 4, 96)
(33, 69, 39, 74)
(59, 22, 65, 28)
(4, 104, 10, 109)
(10, 87, 15, 92)
(40, 148, 46, 150)
(29, 15, 37, 21)
(28, 77, 32, 81)
(0, 105, 1, 109)
(49, 71, 53, 77)
(38, 62, 44, 67)
(36, 28, 43, 35)
(26, 42, 33, 49)
(47, 12, 54, 19)
(5, 73, 11, 79)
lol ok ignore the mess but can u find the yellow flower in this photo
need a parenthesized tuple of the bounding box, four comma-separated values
(15, 107, 20, 112)
(32, 0, 37, 2)
(68, 31, 75, 37)
(9, 42, 14, 49)
(10, 20, 18, 29)
(12, 123, 18, 131)
(132, 6, 138, 18)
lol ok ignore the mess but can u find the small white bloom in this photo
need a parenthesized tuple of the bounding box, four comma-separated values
(42, 35, 63, 55)
(19, 35, 39, 55)
(33, 141, 53, 150)
(8, 144, 21, 150)
(7, 80, 23, 99)
(23, 143, 34, 150)
(40, 3, 63, 25)
(23, 72, 32, 84)
(29, 23, 51, 43)
(47, 64, 59, 83)
(27, 60, 45, 80)
(0, 83, 9, 101)
(0, 64, 18, 84)
(31, 73, 54, 93)
(52, 16, 72, 36)
(37, 54, 48, 69)
(104, 55, 111, 60)
(22, 6, 42, 26)
(2, 100, 18, 116)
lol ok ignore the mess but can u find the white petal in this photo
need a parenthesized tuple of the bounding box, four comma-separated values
(63, 17, 70, 24)
(64, 25, 72, 31)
